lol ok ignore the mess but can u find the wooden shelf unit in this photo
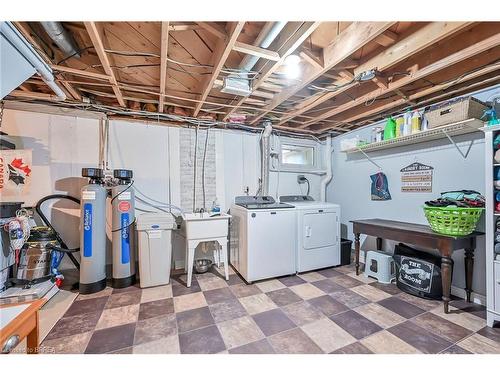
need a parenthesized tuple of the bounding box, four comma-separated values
(342, 119, 484, 154)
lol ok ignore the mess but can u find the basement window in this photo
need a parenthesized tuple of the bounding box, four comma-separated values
(281, 144, 315, 167)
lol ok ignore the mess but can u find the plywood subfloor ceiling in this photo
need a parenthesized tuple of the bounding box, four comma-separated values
(9, 21, 500, 136)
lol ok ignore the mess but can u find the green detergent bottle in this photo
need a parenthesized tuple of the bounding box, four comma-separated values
(384, 117, 396, 140)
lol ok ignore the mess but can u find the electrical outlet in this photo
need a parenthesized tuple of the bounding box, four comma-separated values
(297, 175, 306, 184)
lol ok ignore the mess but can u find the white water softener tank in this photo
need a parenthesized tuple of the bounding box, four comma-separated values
(136, 213, 175, 288)
(111, 169, 136, 289)
(79, 168, 107, 294)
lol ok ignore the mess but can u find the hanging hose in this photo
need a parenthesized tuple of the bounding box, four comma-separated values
(35, 194, 81, 270)
(193, 124, 199, 212)
(201, 126, 209, 211)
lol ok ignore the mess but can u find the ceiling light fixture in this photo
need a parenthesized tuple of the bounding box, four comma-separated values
(356, 69, 377, 82)
(283, 54, 301, 79)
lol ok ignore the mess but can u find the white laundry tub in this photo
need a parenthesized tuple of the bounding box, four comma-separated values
(182, 212, 231, 241)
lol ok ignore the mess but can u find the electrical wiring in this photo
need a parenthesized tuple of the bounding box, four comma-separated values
(56, 46, 94, 65)
(308, 80, 356, 93)
(4, 97, 322, 141)
(103, 49, 261, 76)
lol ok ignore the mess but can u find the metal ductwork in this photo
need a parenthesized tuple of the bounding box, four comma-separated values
(260, 122, 273, 196)
(0, 22, 66, 100)
(40, 22, 80, 58)
(239, 21, 287, 73)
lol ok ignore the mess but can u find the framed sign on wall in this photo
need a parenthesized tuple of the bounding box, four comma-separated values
(400, 162, 433, 193)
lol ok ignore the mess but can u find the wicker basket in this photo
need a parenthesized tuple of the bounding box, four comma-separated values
(425, 97, 486, 129)
(423, 205, 483, 236)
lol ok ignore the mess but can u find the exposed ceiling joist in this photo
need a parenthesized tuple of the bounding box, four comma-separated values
(233, 41, 280, 61)
(299, 50, 324, 70)
(373, 30, 399, 47)
(341, 57, 500, 126)
(84, 22, 126, 107)
(8, 90, 63, 101)
(60, 80, 82, 100)
(249, 22, 396, 125)
(192, 21, 246, 117)
(311, 32, 500, 131)
(354, 22, 473, 77)
(223, 21, 321, 121)
(277, 21, 472, 127)
(51, 65, 112, 81)
(196, 22, 227, 39)
(159, 22, 170, 113)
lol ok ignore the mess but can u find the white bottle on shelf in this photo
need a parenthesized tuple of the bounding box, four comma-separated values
(403, 110, 412, 136)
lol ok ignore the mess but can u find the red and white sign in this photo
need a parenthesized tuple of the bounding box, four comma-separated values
(118, 201, 131, 212)
(0, 149, 32, 199)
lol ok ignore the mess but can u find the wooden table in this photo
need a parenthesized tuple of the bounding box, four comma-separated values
(0, 299, 45, 354)
(351, 219, 484, 314)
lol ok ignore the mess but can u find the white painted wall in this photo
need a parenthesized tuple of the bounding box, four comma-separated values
(1, 107, 325, 271)
(326, 85, 500, 300)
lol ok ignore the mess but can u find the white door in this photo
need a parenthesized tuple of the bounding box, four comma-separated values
(298, 208, 340, 272)
(303, 211, 337, 249)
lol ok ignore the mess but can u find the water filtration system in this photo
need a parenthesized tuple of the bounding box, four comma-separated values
(79, 167, 107, 294)
(78, 167, 138, 293)
(111, 169, 136, 288)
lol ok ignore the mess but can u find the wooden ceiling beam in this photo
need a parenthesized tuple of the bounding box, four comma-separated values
(84, 21, 126, 107)
(299, 50, 324, 70)
(192, 21, 245, 117)
(233, 41, 280, 61)
(159, 22, 170, 113)
(309, 33, 500, 131)
(354, 22, 473, 77)
(223, 21, 321, 121)
(340, 58, 500, 126)
(169, 24, 203, 32)
(276, 22, 473, 127)
(50, 64, 112, 81)
(8, 90, 64, 101)
(373, 30, 399, 47)
(60, 80, 82, 101)
(196, 22, 227, 39)
(249, 22, 395, 125)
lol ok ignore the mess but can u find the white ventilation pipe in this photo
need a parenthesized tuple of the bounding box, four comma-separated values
(320, 135, 333, 201)
(239, 21, 287, 72)
(260, 122, 273, 196)
(0, 22, 66, 100)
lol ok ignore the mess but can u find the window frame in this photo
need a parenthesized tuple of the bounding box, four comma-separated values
(274, 138, 321, 172)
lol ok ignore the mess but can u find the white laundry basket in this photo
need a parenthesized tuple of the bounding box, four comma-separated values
(136, 213, 176, 288)
(364, 250, 396, 284)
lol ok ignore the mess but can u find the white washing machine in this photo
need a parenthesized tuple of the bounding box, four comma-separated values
(280, 195, 341, 273)
(230, 196, 296, 283)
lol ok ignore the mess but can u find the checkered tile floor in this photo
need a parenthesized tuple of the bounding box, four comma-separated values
(41, 264, 500, 354)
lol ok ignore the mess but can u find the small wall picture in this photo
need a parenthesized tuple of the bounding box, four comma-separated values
(401, 162, 433, 193)
(0, 149, 32, 198)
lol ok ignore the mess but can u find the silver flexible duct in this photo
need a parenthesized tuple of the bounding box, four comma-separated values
(239, 22, 287, 72)
(40, 22, 80, 58)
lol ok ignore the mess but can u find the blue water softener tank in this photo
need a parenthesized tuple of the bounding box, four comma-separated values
(79, 168, 107, 294)
(111, 169, 136, 288)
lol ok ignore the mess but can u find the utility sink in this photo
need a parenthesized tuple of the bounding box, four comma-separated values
(182, 212, 231, 241)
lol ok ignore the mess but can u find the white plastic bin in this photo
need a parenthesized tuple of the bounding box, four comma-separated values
(136, 213, 175, 288)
